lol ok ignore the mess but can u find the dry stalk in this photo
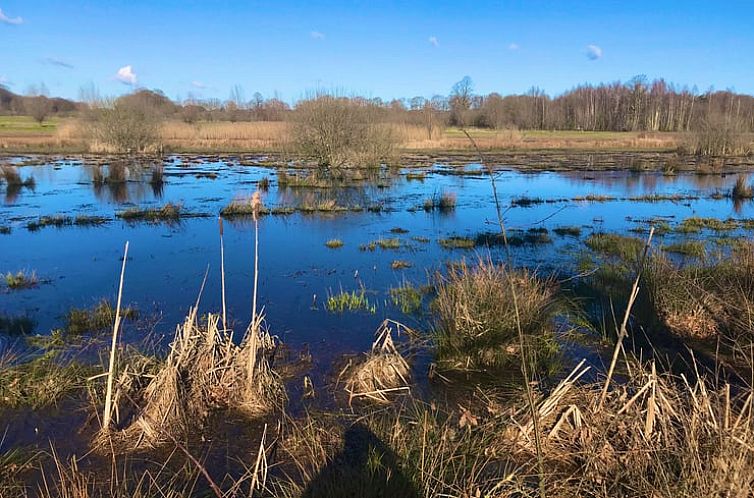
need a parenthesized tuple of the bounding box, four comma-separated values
(598, 226, 655, 409)
(103, 241, 129, 431)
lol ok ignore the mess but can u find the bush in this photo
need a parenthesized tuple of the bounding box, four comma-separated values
(87, 94, 163, 153)
(434, 258, 559, 371)
(686, 113, 751, 156)
(293, 93, 397, 167)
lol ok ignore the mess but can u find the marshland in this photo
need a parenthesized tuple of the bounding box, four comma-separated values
(4, 1, 754, 494)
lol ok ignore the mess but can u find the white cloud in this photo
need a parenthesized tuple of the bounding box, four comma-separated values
(191, 80, 207, 89)
(586, 44, 603, 60)
(0, 75, 10, 86)
(115, 65, 137, 85)
(428, 36, 439, 47)
(0, 8, 23, 25)
(508, 42, 520, 51)
(310, 31, 325, 40)
(43, 57, 74, 69)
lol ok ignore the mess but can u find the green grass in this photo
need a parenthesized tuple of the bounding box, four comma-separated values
(0, 115, 61, 135)
(664, 240, 707, 258)
(325, 289, 376, 314)
(676, 217, 739, 233)
(438, 236, 476, 249)
(64, 299, 137, 336)
(118, 203, 183, 222)
(360, 238, 401, 251)
(325, 239, 344, 249)
(26, 215, 72, 231)
(389, 283, 423, 314)
(0, 349, 96, 408)
(585, 233, 644, 260)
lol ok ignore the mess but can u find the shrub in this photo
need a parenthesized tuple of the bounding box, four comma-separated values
(293, 93, 398, 167)
(685, 113, 751, 156)
(87, 94, 163, 153)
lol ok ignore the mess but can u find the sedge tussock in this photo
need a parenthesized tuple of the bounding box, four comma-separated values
(344, 320, 411, 404)
(106, 307, 283, 449)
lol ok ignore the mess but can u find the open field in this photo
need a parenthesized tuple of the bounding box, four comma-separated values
(0, 115, 691, 154)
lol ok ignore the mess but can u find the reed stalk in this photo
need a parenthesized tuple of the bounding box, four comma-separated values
(219, 216, 227, 332)
(598, 226, 655, 409)
(103, 241, 129, 430)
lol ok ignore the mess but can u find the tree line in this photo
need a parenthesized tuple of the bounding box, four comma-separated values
(2, 76, 754, 135)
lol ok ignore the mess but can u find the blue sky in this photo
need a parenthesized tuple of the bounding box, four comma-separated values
(1, 0, 752, 102)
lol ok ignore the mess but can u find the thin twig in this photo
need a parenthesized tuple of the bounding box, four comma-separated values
(219, 216, 227, 332)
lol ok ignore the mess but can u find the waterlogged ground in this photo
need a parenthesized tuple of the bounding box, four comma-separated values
(1, 154, 753, 371)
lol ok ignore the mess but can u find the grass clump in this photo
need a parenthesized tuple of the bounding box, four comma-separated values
(0, 226, 10, 235)
(26, 215, 72, 231)
(389, 283, 423, 314)
(553, 225, 582, 237)
(423, 191, 457, 212)
(732, 175, 754, 200)
(0, 165, 35, 188)
(434, 258, 559, 371)
(664, 240, 706, 258)
(676, 216, 738, 233)
(585, 233, 644, 260)
(117, 202, 182, 222)
(0, 350, 96, 408)
(64, 299, 137, 336)
(326, 288, 376, 314)
(390, 260, 412, 270)
(3, 270, 38, 290)
(325, 238, 344, 249)
(343, 320, 411, 404)
(438, 236, 476, 249)
(360, 238, 402, 251)
(74, 215, 110, 226)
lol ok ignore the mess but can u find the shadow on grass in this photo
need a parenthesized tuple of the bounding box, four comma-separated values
(302, 423, 418, 498)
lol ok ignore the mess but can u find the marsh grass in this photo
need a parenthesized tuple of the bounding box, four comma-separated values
(676, 216, 738, 233)
(360, 238, 401, 251)
(325, 239, 344, 249)
(732, 175, 754, 200)
(117, 202, 183, 222)
(0, 165, 35, 188)
(390, 260, 411, 270)
(553, 225, 582, 237)
(326, 288, 376, 314)
(389, 282, 424, 314)
(585, 232, 644, 260)
(434, 258, 560, 371)
(149, 164, 164, 186)
(423, 190, 457, 212)
(74, 215, 110, 226)
(258, 176, 270, 191)
(0, 349, 96, 408)
(4, 270, 38, 290)
(0, 226, 10, 235)
(664, 240, 707, 258)
(438, 236, 475, 249)
(64, 299, 137, 336)
(26, 215, 72, 231)
(343, 320, 411, 405)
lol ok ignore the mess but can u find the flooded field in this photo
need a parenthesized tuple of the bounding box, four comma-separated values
(2, 153, 754, 495)
(1, 154, 750, 355)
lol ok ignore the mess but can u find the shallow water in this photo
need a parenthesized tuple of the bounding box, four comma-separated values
(1, 155, 752, 369)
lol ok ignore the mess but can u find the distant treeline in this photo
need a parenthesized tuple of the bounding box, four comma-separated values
(2, 76, 754, 133)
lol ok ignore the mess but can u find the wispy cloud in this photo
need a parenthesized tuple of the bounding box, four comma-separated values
(42, 57, 74, 69)
(191, 80, 208, 89)
(0, 75, 10, 86)
(586, 44, 603, 60)
(310, 31, 325, 40)
(428, 36, 439, 47)
(115, 65, 137, 85)
(507, 42, 520, 51)
(0, 8, 23, 25)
